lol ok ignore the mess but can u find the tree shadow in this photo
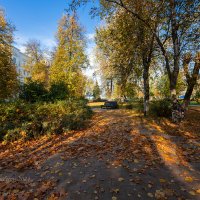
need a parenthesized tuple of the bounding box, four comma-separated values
(0, 109, 199, 199)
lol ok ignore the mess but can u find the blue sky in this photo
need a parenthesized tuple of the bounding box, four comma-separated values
(0, 0, 100, 77)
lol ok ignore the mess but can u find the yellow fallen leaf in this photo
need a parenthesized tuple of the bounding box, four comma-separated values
(147, 193, 153, 198)
(185, 176, 193, 182)
(134, 159, 139, 163)
(189, 191, 196, 196)
(155, 190, 165, 199)
(113, 188, 120, 193)
(118, 177, 124, 182)
(196, 189, 200, 194)
(112, 197, 117, 200)
(159, 178, 166, 183)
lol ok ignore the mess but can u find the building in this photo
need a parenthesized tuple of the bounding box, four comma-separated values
(12, 47, 30, 82)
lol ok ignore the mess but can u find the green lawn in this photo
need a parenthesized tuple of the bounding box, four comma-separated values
(189, 101, 200, 106)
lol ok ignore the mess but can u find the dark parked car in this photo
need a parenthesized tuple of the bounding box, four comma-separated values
(101, 101, 119, 109)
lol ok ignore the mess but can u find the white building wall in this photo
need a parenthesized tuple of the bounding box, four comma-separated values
(12, 47, 29, 82)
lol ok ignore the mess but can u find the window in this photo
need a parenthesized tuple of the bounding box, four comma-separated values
(13, 57, 16, 64)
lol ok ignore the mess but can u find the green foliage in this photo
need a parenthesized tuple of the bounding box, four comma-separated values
(48, 82, 69, 101)
(157, 73, 186, 98)
(150, 99, 172, 117)
(194, 87, 200, 103)
(0, 11, 18, 100)
(125, 104, 133, 109)
(24, 40, 49, 86)
(50, 13, 88, 97)
(19, 81, 70, 102)
(123, 99, 143, 112)
(93, 81, 101, 100)
(19, 81, 48, 103)
(0, 100, 92, 142)
(124, 83, 137, 99)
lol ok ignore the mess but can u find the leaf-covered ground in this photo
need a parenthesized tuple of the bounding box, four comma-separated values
(0, 108, 200, 200)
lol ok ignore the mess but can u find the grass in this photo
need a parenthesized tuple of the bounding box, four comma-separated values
(88, 102, 105, 108)
(88, 101, 143, 112)
(189, 101, 200, 106)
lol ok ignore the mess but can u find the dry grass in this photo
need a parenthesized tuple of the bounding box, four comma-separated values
(87, 102, 105, 108)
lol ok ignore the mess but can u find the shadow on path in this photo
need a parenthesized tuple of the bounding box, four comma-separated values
(0, 109, 199, 199)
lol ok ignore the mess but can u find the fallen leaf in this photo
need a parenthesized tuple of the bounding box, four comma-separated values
(113, 189, 120, 193)
(196, 189, 200, 194)
(159, 178, 166, 183)
(185, 176, 193, 182)
(118, 177, 124, 182)
(189, 191, 196, 196)
(147, 193, 154, 198)
(155, 190, 165, 199)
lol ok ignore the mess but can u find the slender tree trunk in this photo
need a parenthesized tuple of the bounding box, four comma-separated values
(169, 73, 178, 97)
(169, 0, 180, 98)
(183, 52, 200, 108)
(110, 78, 113, 95)
(184, 84, 194, 107)
(143, 63, 150, 116)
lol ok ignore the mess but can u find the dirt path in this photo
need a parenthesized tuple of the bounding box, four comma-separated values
(0, 109, 200, 200)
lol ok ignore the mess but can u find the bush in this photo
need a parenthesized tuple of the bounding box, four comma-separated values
(19, 81, 71, 103)
(19, 82, 48, 102)
(92, 98, 107, 102)
(48, 82, 69, 101)
(124, 99, 143, 111)
(0, 99, 92, 142)
(150, 98, 172, 117)
(125, 104, 133, 109)
(194, 90, 200, 103)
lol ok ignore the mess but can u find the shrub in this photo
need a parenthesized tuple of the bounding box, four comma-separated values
(48, 82, 69, 101)
(125, 104, 133, 109)
(0, 99, 92, 142)
(19, 81, 48, 102)
(124, 99, 143, 112)
(194, 90, 200, 103)
(150, 98, 172, 117)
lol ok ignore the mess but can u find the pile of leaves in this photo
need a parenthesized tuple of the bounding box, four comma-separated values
(0, 99, 92, 142)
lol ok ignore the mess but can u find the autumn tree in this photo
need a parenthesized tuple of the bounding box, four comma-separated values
(0, 9, 18, 100)
(24, 39, 49, 86)
(85, 78, 95, 98)
(95, 3, 157, 115)
(69, 0, 200, 99)
(93, 81, 101, 100)
(50, 13, 88, 97)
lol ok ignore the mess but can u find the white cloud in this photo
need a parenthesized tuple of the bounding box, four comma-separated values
(13, 33, 56, 53)
(42, 38, 56, 49)
(86, 33, 95, 42)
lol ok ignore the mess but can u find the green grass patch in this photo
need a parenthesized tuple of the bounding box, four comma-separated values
(189, 101, 200, 106)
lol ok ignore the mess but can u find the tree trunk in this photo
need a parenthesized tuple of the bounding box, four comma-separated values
(110, 78, 113, 95)
(143, 63, 150, 116)
(184, 84, 194, 107)
(169, 73, 178, 97)
(183, 52, 200, 108)
(169, 0, 180, 98)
